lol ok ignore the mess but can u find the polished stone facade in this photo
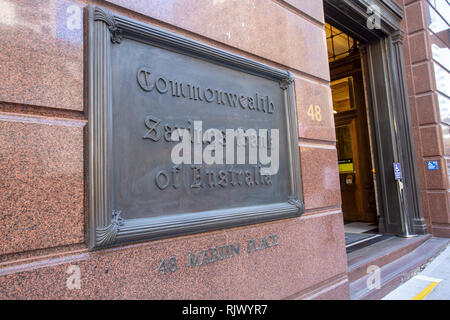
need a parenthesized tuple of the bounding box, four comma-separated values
(0, 0, 448, 299)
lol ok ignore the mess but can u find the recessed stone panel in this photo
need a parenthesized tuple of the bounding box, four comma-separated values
(0, 113, 85, 255)
(0, 0, 84, 111)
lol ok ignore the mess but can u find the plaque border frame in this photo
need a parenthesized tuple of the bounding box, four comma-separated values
(88, 5, 304, 250)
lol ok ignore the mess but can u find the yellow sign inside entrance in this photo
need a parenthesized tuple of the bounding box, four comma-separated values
(339, 162, 354, 173)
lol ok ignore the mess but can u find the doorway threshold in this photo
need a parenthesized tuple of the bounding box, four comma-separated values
(344, 221, 384, 252)
(345, 233, 386, 253)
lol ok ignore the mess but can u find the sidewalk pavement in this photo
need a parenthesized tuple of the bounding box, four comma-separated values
(383, 241, 450, 300)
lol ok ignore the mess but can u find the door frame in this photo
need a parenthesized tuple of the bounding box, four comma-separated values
(323, 0, 426, 235)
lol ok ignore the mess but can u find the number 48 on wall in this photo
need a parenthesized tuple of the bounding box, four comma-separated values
(307, 104, 322, 122)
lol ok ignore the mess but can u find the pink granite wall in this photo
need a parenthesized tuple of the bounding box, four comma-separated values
(397, 0, 450, 237)
(0, 0, 348, 299)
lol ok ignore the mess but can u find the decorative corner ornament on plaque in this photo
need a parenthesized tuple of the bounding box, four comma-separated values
(279, 74, 294, 90)
(93, 7, 123, 44)
(95, 210, 124, 248)
(288, 196, 304, 211)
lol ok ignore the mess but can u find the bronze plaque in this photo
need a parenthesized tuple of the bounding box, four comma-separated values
(88, 6, 303, 250)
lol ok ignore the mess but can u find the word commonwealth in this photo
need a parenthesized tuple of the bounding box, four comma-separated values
(137, 67, 277, 114)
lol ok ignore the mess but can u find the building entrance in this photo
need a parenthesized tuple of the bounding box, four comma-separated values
(326, 23, 381, 247)
(324, 0, 426, 240)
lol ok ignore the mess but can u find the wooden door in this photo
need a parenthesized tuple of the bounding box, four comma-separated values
(331, 56, 377, 223)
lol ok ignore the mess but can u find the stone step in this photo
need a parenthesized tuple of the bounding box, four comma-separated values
(350, 237, 450, 300)
(347, 234, 431, 283)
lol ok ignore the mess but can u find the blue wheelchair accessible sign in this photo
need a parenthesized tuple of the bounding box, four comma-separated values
(427, 161, 439, 171)
(393, 163, 402, 180)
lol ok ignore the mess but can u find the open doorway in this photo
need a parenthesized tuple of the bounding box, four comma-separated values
(323, 0, 426, 248)
(326, 23, 383, 248)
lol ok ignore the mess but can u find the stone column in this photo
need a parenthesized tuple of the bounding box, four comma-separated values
(390, 30, 427, 235)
